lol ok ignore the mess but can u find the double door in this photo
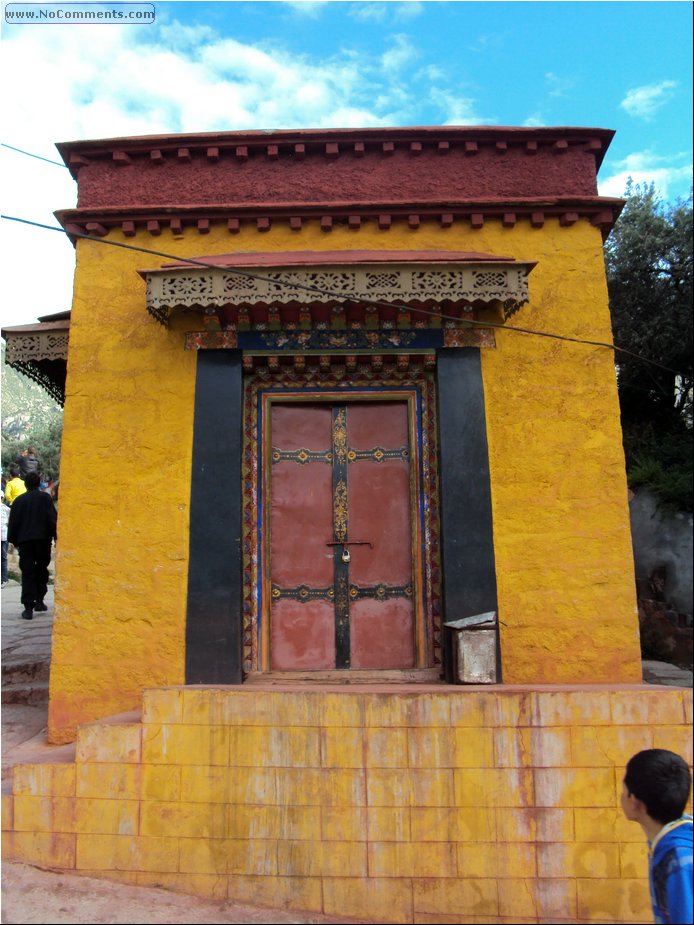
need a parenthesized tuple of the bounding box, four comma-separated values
(268, 401, 415, 670)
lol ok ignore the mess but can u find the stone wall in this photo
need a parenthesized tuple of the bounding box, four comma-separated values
(4, 685, 692, 923)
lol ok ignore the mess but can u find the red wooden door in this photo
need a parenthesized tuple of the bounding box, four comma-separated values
(269, 401, 415, 670)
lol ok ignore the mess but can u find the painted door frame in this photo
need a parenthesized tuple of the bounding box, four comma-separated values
(185, 350, 497, 685)
(258, 388, 429, 671)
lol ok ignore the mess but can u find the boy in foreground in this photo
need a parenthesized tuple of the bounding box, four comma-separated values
(621, 749, 693, 924)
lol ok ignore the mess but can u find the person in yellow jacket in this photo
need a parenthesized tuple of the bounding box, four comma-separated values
(4, 468, 27, 506)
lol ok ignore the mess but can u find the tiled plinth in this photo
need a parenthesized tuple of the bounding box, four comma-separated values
(3, 684, 692, 923)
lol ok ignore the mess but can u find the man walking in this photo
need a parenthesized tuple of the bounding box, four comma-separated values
(7, 471, 57, 620)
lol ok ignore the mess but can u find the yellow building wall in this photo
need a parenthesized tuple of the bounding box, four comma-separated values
(48, 217, 641, 743)
(6, 687, 692, 923)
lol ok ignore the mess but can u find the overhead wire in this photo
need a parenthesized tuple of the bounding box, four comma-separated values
(0, 212, 680, 378)
(1, 144, 68, 168)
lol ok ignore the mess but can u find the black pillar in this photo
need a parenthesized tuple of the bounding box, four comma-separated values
(436, 349, 499, 681)
(186, 351, 244, 683)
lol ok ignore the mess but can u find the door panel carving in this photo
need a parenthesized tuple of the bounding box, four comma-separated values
(269, 400, 415, 669)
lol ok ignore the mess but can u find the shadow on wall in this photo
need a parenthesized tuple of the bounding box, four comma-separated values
(629, 488, 693, 618)
(630, 488, 693, 669)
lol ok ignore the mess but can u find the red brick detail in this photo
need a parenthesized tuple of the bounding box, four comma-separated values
(378, 214, 391, 230)
(197, 219, 210, 234)
(560, 212, 579, 227)
(85, 222, 108, 236)
(178, 148, 191, 162)
(496, 142, 508, 154)
(554, 139, 569, 153)
(294, 144, 305, 159)
(267, 145, 279, 159)
(289, 216, 302, 231)
(408, 214, 420, 229)
(57, 127, 616, 211)
(147, 220, 161, 236)
(321, 216, 333, 232)
(531, 211, 545, 228)
(122, 221, 136, 237)
(440, 214, 454, 228)
(113, 151, 131, 166)
(470, 213, 484, 229)
(227, 218, 240, 234)
(326, 143, 339, 159)
(256, 217, 271, 232)
(348, 215, 361, 230)
(150, 150, 164, 164)
(503, 213, 517, 228)
(170, 218, 183, 235)
(207, 147, 219, 162)
(591, 210, 615, 228)
(410, 142, 423, 156)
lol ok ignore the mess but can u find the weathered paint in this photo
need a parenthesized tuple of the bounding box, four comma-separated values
(48, 212, 640, 742)
(7, 686, 693, 922)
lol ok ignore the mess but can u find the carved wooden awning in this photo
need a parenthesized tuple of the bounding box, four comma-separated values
(139, 250, 535, 327)
(1, 313, 70, 405)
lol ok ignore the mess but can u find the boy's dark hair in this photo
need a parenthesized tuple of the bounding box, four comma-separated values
(624, 749, 692, 825)
(24, 471, 40, 490)
(9, 467, 19, 478)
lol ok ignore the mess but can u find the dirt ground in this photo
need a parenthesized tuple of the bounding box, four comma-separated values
(0, 862, 365, 925)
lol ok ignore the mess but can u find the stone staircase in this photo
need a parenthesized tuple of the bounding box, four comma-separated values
(2, 657, 50, 706)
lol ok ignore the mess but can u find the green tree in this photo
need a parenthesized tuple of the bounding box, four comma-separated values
(605, 181, 693, 511)
(1, 417, 63, 484)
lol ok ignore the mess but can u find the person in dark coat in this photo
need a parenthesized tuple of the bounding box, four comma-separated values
(17, 447, 40, 480)
(7, 471, 57, 620)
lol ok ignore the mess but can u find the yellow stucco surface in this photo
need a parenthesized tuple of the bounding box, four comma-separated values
(48, 216, 641, 742)
(6, 686, 692, 922)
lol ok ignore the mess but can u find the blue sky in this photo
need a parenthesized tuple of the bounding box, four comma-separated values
(1, 0, 692, 325)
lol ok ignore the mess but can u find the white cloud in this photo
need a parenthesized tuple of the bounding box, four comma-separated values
(620, 80, 678, 120)
(349, 2, 423, 23)
(598, 150, 693, 199)
(381, 34, 419, 73)
(394, 2, 424, 20)
(0, 16, 491, 325)
(429, 88, 492, 126)
(350, 3, 389, 22)
(523, 113, 545, 128)
(282, 1, 330, 16)
(545, 71, 574, 98)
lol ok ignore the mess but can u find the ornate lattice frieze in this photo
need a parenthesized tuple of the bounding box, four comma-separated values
(144, 260, 533, 324)
(4, 331, 69, 364)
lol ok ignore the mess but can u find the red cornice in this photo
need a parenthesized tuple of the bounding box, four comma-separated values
(146, 249, 522, 272)
(56, 125, 615, 176)
(55, 197, 624, 243)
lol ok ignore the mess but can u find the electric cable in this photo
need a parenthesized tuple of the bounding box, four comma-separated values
(1, 144, 68, 168)
(0, 212, 683, 377)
